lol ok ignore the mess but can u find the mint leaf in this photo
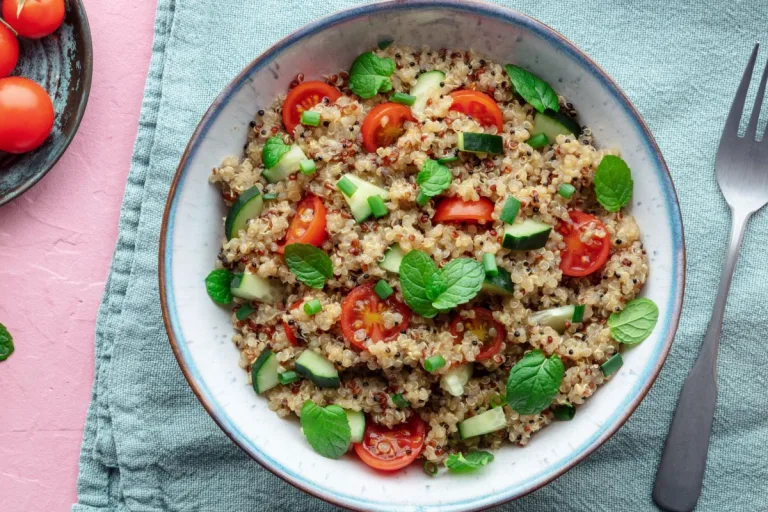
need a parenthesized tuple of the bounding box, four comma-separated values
(262, 136, 291, 169)
(608, 298, 658, 345)
(506, 350, 565, 415)
(504, 65, 559, 113)
(0, 323, 14, 362)
(425, 272, 445, 301)
(417, 159, 452, 199)
(399, 250, 440, 318)
(445, 451, 494, 473)
(431, 259, 484, 311)
(348, 51, 396, 99)
(594, 155, 633, 212)
(300, 400, 351, 459)
(205, 269, 235, 305)
(284, 243, 333, 289)
(236, 304, 255, 321)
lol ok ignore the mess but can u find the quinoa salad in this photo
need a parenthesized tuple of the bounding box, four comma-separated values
(205, 43, 659, 474)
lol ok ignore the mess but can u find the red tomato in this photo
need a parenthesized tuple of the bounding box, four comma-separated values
(2, 0, 65, 39)
(433, 197, 494, 224)
(354, 414, 426, 471)
(340, 283, 411, 350)
(282, 300, 304, 347)
(449, 90, 504, 132)
(449, 308, 505, 361)
(557, 210, 611, 277)
(278, 195, 327, 254)
(361, 102, 415, 153)
(0, 21, 19, 78)
(282, 81, 341, 134)
(0, 77, 54, 153)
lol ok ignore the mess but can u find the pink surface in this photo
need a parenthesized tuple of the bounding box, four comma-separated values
(0, 1, 157, 511)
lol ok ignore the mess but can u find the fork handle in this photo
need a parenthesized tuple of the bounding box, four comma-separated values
(653, 207, 752, 512)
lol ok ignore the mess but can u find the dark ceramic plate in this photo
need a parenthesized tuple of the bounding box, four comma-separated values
(0, 0, 92, 206)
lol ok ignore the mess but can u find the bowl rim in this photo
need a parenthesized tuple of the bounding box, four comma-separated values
(158, 1, 686, 510)
(0, 0, 94, 207)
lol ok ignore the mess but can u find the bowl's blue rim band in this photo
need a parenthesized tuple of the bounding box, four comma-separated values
(163, 1, 684, 510)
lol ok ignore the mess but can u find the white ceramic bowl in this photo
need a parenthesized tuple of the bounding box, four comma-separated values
(159, 1, 685, 510)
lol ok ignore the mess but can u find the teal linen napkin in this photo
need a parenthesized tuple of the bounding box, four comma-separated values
(73, 1, 768, 510)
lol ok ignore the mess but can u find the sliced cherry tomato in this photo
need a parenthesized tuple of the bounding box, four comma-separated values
(2, 0, 65, 39)
(278, 195, 327, 254)
(282, 81, 341, 134)
(0, 21, 19, 78)
(282, 300, 304, 346)
(340, 283, 411, 350)
(361, 102, 415, 153)
(449, 90, 504, 132)
(557, 210, 611, 277)
(0, 77, 54, 153)
(449, 308, 505, 361)
(354, 414, 426, 471)
(433, 197, 494, 224)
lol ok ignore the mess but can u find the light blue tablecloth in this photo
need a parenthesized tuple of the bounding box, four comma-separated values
(73, 1, 768, 510)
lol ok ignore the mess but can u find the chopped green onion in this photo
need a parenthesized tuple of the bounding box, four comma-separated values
(263, 193, 279, 200)
(390, 92, 417, 106)
(392, 393, 411, 409)
(304, 299, 322, 316)
(528, 133, 549, 149)
(416, 190, 431, 206)
(424, 355, 446, 372)
(489, 394, 507, 408)
(367, 195, 389, 219)
(437, 155, 459, 164)
(552, 403, 575, 421)
(558, 183, 576, 199)
(299, 159, 317, 175)
(235, 304, 255, 321)
(572, 304, 585, 323)
(482, 253, 498, 277)
(500, 197, 521, 224)
(601, 353, 623, 377)
(337, 177, 358, 197)
(423, 460, 439, 476)
(378, 39, 394, 50)
(278, 371, 300, 385)
(374, 280, 394, 300)
(300, 110, 321, 127)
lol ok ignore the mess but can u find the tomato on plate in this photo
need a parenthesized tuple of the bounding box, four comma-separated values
(282, 300, 304, 347)
(0, 21, 19, 78)
(282, 81, 341, 134)
(433, 197, 494, 224)
(448, 90, 504, 132)
(0, 76, 54, 154)
(354, 414, 426, 471)
(449, 308, 505, 361)
(361, 102, 415, 153)
(2, 0, 65, 39)
(557, 210, 611, 277)
(278, 195, 327, 254)
(340, 283, 411, 350)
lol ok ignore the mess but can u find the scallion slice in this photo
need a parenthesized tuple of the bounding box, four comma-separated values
(392, 393, 411, 409)
(304, 299, 322, 316)
(300, 111, 321, 127)
(483, 253, 498, 277)
(278, 371, 300, 385)
(337, 176, 358, 197)
(527, 133, 549, 149)
(558, 183, 576, 199)
(374, 280, 394, 300)
(437, 155, 459, 164)
(601, 353, 623, 377)
(500, 197, 521, 224)
(367, 195, 389, 219)
(552, 403, 575, 421)
(391, 92, 416, 106)
(423, 460, 438, 476)
(299, 159, 317, 175)
(424, 355, 446, 372)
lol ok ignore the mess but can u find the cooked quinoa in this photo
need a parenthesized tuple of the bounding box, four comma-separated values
(208, 45, 649, 465)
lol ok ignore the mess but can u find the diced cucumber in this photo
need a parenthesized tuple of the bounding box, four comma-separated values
(529, 304, 585, 333)
(440, 364, 473, 397)
(380, 244, 406, 273)
(410, 70, 445, 114)
(251, 349, 279, 394)
(338, 174, 390, 223)
(501, 219, 552, 251)
(225, 186, 263, 240)
(295, 350, 340, 388)
(345, 409, 365, 443)
(532, 110, 582, 141)
(458, 407, 507, 439)
(230, 272, 283, 304)
(481, 267, 515, 297)
(262, 145, 308, 183)
(458, 132, 504, 155)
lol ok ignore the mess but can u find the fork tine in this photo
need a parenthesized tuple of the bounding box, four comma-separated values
(722, 43, 760, 139)
(746, 48, 768, 139)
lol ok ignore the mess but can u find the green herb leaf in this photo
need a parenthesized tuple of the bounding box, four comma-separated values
(445, 451, 495, 473)
(348, 52, 396, 99)
(300, 400, 351, 459)
(506, 350, 565, 415)
(399, 250, 440, 318)
(594, 155, 633, 212)
(262, 136, 291, 170)
(431, 259, 485, 311)
(416, 159, 452, 199)
(425, 272, 445, 301)
(236, 304, 255, 321)
(0, 323, 14, 362)
(284, 243, 334, 289)
(205, 269, 235, 305)
(504, 65, 559, 113)
(608, 298, 658, 344)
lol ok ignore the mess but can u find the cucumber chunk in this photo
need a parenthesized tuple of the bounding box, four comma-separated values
(481, 267, 514, 296)
(225, 186, 263, 240)
(502, 219, 552, 251)
(251, 349, 279, 394)
(410, 70, 445, 114)
(532, 110, 582, 141)
(295, 350, 340, 388)
(458, 132, 504, 155)
(458, 407, 507, 439)
(345, 409, 366, 443)
(440, 364, 473, 397)
(380, 244, 406, 273)
(529, 304, 585, 333)
(338, 174, 389, 223)
(230, 272, 283, 304)
(262, 145, 308, 183)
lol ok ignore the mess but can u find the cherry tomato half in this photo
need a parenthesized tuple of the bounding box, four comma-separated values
(282, 300, 304, 347)
(361, 102, 415, 153)
(0, 77, 54, 153)
(433, 197, 494, 224)
(449, 308, 505, 361)
(449, 90, 504, 132)
(0, 21, 19, 78)
(354, 414, 426, 471)
(2, 0, 65, 39)
(557, 210, 611, 277)
(278, 195, 327, 254)
(282, 81, 341, 135)
(340, 283, 411, 350)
